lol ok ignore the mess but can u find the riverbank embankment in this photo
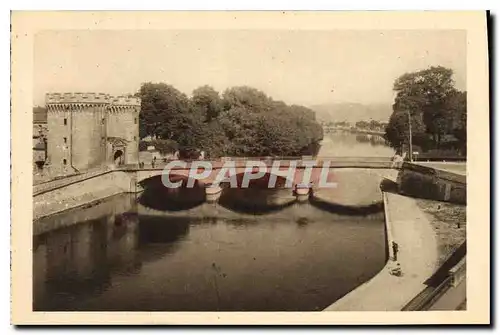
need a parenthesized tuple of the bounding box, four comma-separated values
(397, 162, 466, 204)
(33, 170, 137, 220)
(325, 190, 439, 311)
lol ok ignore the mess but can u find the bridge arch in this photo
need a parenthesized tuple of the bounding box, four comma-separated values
(137, 174, 206, 212)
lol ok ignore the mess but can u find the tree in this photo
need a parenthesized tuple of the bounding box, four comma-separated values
(386, 66, 467, 154)
(447, 91, 467, 154)
(288, 104, 316, 121)
(151, 139, 179, 155)
(137, 82, 323, 158)
(191, 85, 223, 122)
(392, 66, 457, 147)
(137, 82, 191, 140)
(355, 121, 370, 129)
(369, 120, 381, 130)
(384, 110, 426, 152)
(221, 86, 273, 112)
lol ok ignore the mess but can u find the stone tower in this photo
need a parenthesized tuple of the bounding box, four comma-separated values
(45, 92, 140, 175)
(106, 96, 140, 166)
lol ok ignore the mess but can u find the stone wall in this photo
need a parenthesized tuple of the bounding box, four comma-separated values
(46, 104, 72, 174)
(396, 162, 466, 204)
(71, 105, 107, 170)
(33, 170, 135, 220)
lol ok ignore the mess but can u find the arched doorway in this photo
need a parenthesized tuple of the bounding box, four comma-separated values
(107, 137, 128, 166)
(114, 149, 124, 166)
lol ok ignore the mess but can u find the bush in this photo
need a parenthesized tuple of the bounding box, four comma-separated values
(151, 139, 179, 155)
(179, 147, 200, 159)
(139, 140, 148, 152)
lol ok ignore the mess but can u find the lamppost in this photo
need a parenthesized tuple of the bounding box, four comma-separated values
(407, 110, 413, 162)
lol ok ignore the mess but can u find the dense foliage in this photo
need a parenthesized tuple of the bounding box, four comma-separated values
(137, 83, 323, 158)
(384, 66, 467, 155)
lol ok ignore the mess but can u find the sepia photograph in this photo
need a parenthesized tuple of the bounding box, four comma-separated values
(11, 11, 490, 325)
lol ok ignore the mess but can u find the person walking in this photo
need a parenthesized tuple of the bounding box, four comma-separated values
(392, 241, 399, 261)
(391, 152, 403, 169)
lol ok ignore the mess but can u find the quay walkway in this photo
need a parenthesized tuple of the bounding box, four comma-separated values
(325, 190, 439, 311)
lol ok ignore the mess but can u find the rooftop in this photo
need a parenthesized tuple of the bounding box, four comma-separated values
(33, 107, 47, 124)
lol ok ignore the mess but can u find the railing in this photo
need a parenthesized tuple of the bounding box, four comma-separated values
(127, 156, 394, 171)
(401, 162, 466, 184)
(33, 166, 113, 196)
(449, 257, 466, 288)
(402, 276, 454, 311)
(413, 156, 466, 162)
(402, 242, 466, 311)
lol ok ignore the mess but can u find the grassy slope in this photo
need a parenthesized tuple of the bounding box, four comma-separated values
(416, 199, 466, 265)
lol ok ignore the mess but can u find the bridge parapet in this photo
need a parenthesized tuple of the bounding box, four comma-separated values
(129, 156, 394, 172)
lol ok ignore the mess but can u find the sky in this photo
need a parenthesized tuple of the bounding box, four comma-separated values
(33, 30, 466, 107)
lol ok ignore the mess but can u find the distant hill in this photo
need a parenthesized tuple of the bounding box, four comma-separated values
(309, 102, 393, 124)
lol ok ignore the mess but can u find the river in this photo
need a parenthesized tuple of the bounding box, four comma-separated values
(318, 130, 394, 157)
(33, 131, 394, 311)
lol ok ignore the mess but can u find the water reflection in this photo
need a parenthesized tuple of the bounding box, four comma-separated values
(138, 175, 206, 211)
(309, 196, 384, 216)
(33, 193, 386, 311)
(33, 208, 195, 311)
(218, 187, 296, 215)
(34, 212, 141, 310)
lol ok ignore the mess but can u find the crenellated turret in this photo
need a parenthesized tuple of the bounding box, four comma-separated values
(46, 92, 111, 105)
(110, 95, 141, 107)
(44, 91, 141, 174)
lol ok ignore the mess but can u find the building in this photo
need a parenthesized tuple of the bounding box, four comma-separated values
(33, 107, 48, 145)
(33, 107, 48, 172)
(45, 92, 140, 175)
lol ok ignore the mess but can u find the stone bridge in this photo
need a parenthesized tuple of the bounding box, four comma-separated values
(128, 157, 394, 186)
(128, 157, 394, 204)
(33, 157, 394, 218)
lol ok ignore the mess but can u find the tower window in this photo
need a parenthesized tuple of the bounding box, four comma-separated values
(64, 118, 67, 125)
(63, 137, 67, 144)
(134, 117, 137, 124)
(63, 159, 67, 165)
(134, 136, 137, 141)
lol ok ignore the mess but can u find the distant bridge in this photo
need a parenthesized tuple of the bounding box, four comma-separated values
(323, 126, 385, 136)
